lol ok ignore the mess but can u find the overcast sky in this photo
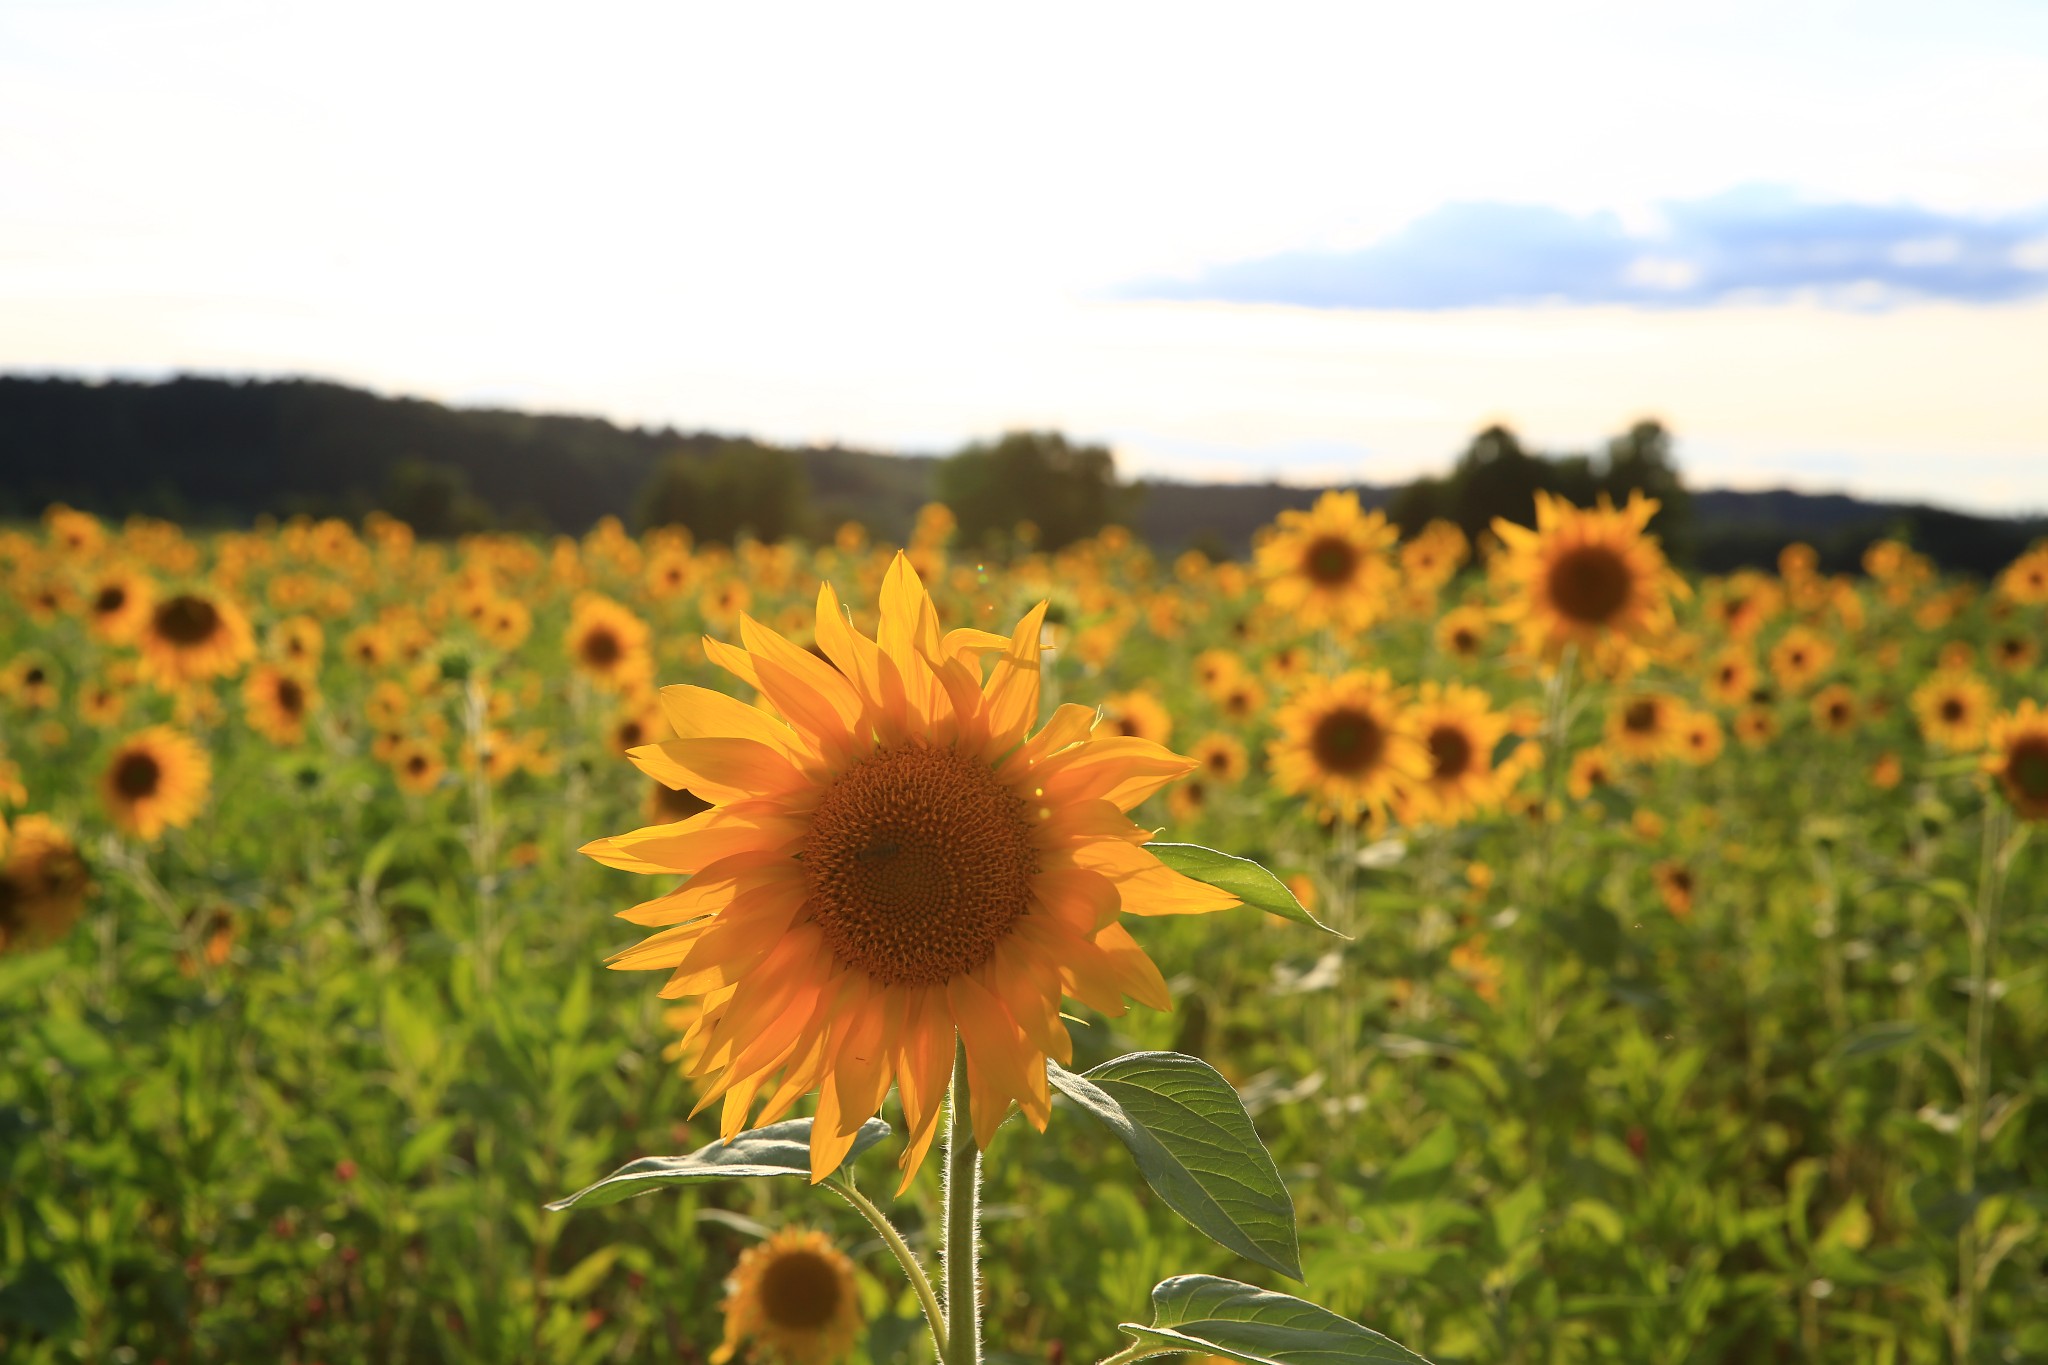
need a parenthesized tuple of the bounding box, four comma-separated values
(4, 1, 2046, 511)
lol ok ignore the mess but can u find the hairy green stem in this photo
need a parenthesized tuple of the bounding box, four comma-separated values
(942, 1042, 982, 1365)
(1953, 803, 2015, 1364)
(825, 1175, 946, 1355)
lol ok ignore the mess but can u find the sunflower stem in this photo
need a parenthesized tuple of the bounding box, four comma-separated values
(1953, 802, 2020, 1365)
(941, 1041, 982, 1365)
(825, 1175, 946, 1356)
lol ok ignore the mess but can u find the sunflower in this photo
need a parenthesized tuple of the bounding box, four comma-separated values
(1911, 670, 1994, 752)
(101, 727, 212, 840)
(1984, 701, 2048, 820)
(1567, 746, 1615, 801)
(243, 665, 317, 745)
(389, 738, 447, 794)
(85, 569, 153, 643)
(1490, 491, 1682, 656)
(714, 1228, 863, 1365)
(139, 590, 256, 687)
(1767, 626, 1833, 694)
(1704, 649, 1758, 707)
(647, 778, 712, 825)
(566, 593, 652, 690)
(1101, 690, 1173, 746)
(1254, 490, 1400, 631)
(1447, 934, 1503, 1004)
(343, 623, 394, 670)
(1402, 682, 1510, 825)
(1810, 683, 1858, 737)
(1871, 751, 1903, 790)
(1676, 710, 1724, 766)
(1400, 519, 1469, 591)
(1268, 670, 1428, 822)
(0, 814, 91, 954)
(1167, 775, 1211, 824)
(1992, 633, 2036, 673)
(609, 703, 670, 756)
(645, 544, 696, 600)
(1435, 605, 1491, 662)
(2, 655, 59, 711)
(1996, 543, 2048, 605)
(272, 615, 325, 671)
(1733, 706, 1779, 749)
(1189, 732, 1249, 785)
(1704, 571, 1781, 639)
(1192, 648, 1244, 700)
(1653, 861, 1695, 919)
(1605, 692, 1682, 762)
(1217, 676, 1267, 725)
(584, 556, 1236, 1184)
(1263, 644, 1310, 684)
(479, 596, 533, 652)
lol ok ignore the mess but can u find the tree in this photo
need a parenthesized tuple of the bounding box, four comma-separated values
(636, 442, 812, 545)
(1597, 418, 1692, 557)
(383, 459, 494, 537)
(934, 430, 1136, 552)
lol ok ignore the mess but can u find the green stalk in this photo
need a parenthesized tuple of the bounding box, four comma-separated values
(942, 1041, 982, 1365)
(825, 1175, 946, 1358)
(1953, 802, 2015, 1364)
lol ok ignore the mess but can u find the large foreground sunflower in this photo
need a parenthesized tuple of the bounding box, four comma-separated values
(584, 556, 1236, 1185)
(1491, 491, 1682, 657)
(101, 727, 213, 840)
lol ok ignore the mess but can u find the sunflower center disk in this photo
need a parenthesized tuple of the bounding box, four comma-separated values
(155, 594, 222, 645)
(1427, 725, 1473, 780)
(581, 628, 622, 666)
(803, 744, 1037, 987)
(757, 1249, 842, 1329)
(1310, 707, 1384, 776)
(1546, 545, 1631, 625)
(1302, 535, 1358, 586)
(2008, 738, 2048, 801)
(115, 752, 162, 799)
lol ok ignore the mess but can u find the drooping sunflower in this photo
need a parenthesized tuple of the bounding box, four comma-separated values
(1567, 746, 1616, 801)
(1911, 669, 1994, 752)
(1653, 861, 1695, 919)
(566, 593, 652, 690)
(713, 1228, 863, 1365)
(0, 814, 91, 954)
(1254, 490, 1400, 631)
(584, 556, 1236, 1184)
(1267, 670, 1428, 822)
(1984, 701, 2048, 820)
(101, 727, 212, 840)
(85, 569, 153, 643)
(243, 665, 318, 745)
(1605, 691, 1682, 762)
(1401, 682, 1510, 825)
(1490, 491, 1682, 656)
(139, 590, 255, 687)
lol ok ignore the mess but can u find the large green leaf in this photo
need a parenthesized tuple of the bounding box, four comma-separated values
(546, 1118, 890, 1212)
(1147, 843, 1340, 935)
(1048, 1053, 1301, 1280)
(1119, 1275, 1434, 1364)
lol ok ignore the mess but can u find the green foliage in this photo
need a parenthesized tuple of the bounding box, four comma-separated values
(934, 430, 1137, 552)
(1048, 1053, 1301, 1281)
(547, 1119, 892, 1210)
(1118, 1275, 1432, 1364)
(636, 443, 813, 545)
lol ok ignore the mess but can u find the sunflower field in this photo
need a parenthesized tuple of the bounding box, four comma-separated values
(3, 496, 2047, 1365)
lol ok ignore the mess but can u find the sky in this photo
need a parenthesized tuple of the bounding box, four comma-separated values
(3, 0, 2047, 512)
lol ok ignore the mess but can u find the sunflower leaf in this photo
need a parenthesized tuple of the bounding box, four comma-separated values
(1117, 1275, 1435, 1364)
(1048, 1053, 1302, 1281)
(544, 1118, 890, 1212)
(1147, 843, 1342, 936)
